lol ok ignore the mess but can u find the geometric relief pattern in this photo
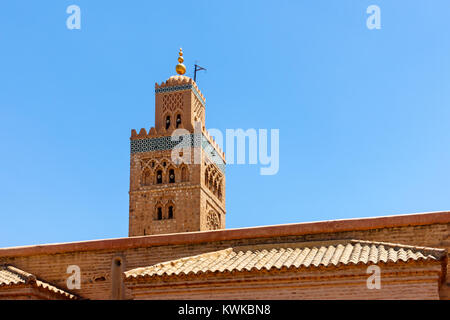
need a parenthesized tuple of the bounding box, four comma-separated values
(162, 92, 183, 113)
(155, 84, 205, 108)
(206, 211, 221, 230)
(193, 97, 204, 122)
(205, 163, 224, 201)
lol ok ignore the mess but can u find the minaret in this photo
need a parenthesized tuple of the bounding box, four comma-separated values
(128, 49, 226, 236)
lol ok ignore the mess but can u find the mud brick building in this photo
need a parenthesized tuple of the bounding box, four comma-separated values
(0, 51, 449, 300)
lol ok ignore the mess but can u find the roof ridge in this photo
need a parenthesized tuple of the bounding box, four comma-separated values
(2, 264, 36, 284)
(349, 239, 447, 259)
(124, 248, 233, 278)
(125, 240, 447, 281)
(0, 264, 78, 299)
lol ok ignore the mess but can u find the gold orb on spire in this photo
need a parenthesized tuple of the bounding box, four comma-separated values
(175, 48, 186, 75)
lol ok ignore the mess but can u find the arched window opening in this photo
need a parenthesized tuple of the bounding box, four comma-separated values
(204, 171, 209, 186)
(156, 170, 163, 184)
(142, 169, 152, 186)
(169, 169, 175, 183)
(165, 115, 171, 129)
(218, 185, 222, 200)
(206, 211, 220, 230)
(157, 207, 162, 220)
(176, 114, 181, 128)
(181, 167, 187, 182)
(168, 206, 174, 219)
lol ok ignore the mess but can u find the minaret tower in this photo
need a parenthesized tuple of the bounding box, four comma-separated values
(128, 49, 226, 236)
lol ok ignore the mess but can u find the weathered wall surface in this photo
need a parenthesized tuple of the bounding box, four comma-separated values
(0, 212, 448, 300)
(0, 285, 66, 300)
(129, 75, 226, 237)
(127, 264, 443, 300)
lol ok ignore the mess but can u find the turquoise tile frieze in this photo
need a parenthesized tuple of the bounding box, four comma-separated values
(131, 133, 225, 173)
(201, 136, 226, 173)
(155, 84, 205, 108)
(155, 84, 192, 93)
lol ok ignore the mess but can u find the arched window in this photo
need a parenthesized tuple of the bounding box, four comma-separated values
(157, 207, 162, 220)
(218, 184, 222, 200)
(169, 169, 175, 183)
(206, 211, 220, 230)
(168, 206, 174, 219)
(205, 171, 209, 186)
(181, 167, 187, 182)
(165, 115, 171, 129)
(142, 168, 152, 186)
(156, 170, 163, 184)
(176, 114, 181, 128)
(209, 176, 214, 190)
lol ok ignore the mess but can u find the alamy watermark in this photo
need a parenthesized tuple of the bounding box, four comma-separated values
(66, 5, 81, 30)
(66, 265, 81, 290)
(366, 265, 381, 289)
(170, 123, 279, 176)
(366, 5, 381, 30)
(65, 6, 382, 32)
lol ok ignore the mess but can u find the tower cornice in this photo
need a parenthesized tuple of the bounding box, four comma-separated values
(155, 75, 206, 105)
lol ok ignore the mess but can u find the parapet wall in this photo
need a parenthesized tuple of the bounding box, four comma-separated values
(155, 75, 206, 104)
(0, 211, 449, 300)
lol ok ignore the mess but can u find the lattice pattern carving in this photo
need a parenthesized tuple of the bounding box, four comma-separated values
(206, 211, 220, 230)
(155, 82, 205, 108)
(162, 93, 183, 113)
(193, 97, 204, 123)
(205, 163, 224, 200)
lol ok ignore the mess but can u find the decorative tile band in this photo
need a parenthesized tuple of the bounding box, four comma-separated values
(201, 136, 226, 173)
(131, 133, 225, 173)
(155, 85, 205, 108)
(130, 134, 199, 153)
(155, 84, 192, 93)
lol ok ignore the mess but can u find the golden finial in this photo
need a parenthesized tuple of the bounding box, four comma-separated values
(175, 48, 186, 75)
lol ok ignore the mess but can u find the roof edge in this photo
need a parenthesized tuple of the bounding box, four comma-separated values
(124, 239, 447, 281)
(0, 210, 449, 258)
(0, 265, 78, 300)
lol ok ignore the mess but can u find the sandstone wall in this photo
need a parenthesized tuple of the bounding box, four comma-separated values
(0, 213, 448, 300)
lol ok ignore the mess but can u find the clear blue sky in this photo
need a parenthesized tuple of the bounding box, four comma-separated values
(1, 1, 449, 247)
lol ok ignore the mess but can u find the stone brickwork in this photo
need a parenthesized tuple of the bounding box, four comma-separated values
(0, 212, 448, 300)
(129, 75, 226, 236)
(0, 286, 69, 300)
(126, 263, 443, 300)
(2, 62, 448, 300)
